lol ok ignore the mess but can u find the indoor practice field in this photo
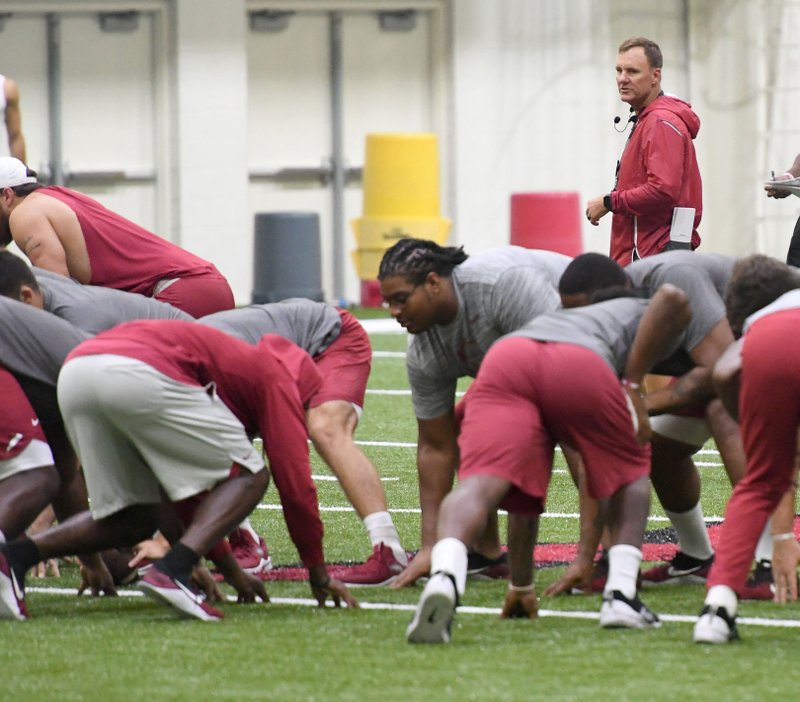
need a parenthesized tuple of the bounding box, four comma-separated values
(3, 309, 799, 701)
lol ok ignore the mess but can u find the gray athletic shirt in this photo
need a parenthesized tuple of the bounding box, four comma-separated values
(625, 251, 735, 351)
(408, 246, 570, 419)
(199, 298, 342, 356)
(0, 296, 90, 386)
(34, 268, 193, 334)
(509, 296, 687, 376)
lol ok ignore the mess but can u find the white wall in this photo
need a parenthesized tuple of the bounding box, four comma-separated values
(170, 0, 251, 296)
(3, 0, 798, 304)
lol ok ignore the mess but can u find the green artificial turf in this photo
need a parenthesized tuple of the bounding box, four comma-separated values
(3, 325, 799, 701)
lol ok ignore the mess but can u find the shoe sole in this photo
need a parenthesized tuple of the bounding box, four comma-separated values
(241, 556, 274, 575)
(139, 581, 222, 622)
(599, 606, 662, 629)
(341, 574, 399, 588)
(406, 591, 455, 644)
(693, 622, 733, 644)
(641, 570, 709, 586)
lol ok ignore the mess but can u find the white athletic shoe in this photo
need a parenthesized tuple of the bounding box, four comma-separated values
(693, 605, 739, 644)
(599, 590, 661, 629)
(0, 550, 27, 621)
(406, 572, 458, 644)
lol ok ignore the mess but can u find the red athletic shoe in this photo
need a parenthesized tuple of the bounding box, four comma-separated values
(466, 552, 510, 581)
(570, 552, 609, 594)
(139, 567, 224, 621)
(640, 551, 713, 586)
(739, 560, 775, 601)
(229, 528, 273, 574)
(333, 543, 405, 586)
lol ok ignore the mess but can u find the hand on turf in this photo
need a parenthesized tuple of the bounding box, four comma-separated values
(310, 576, 360, 609)
(30, 558, 61, 579)
(500, 588, 539, 620)
(227, 569, 270, 604)
(390, 547, 431, 589)
(191, 563, 226, 603)
(78, 560, 118, 597)
(542, 559, 593, 597)
(771, 538, 800, 603)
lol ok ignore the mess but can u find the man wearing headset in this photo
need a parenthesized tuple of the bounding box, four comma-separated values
(585, 36, 703, 265)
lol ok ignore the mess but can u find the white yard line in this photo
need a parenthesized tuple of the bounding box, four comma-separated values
(354, 438, 723, 463)
(25, 587, 800, 629)
(253, 503, 724, 522)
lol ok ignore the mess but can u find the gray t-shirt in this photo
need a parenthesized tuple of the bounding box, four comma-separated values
(511, 296, 684, 377)
(0, 296, 90, 386)
(35, 268, 193, 334)
(408, 246, 570, 419)
(199, 298, 342, 357)
(625, 251, 735, 351)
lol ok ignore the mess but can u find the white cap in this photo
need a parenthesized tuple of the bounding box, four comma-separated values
(0, 157, 37, 188)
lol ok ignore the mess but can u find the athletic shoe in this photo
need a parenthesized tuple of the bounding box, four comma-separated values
(570, 551, 609, 594)
(466, 551, 509, 581)
(228, 528, 273, 574)
(0, 550, 27, 621)
(740, 559, 775, 601)
(139, 567, 224, 622)
(335, 543, 405, 586)
(406, 572, 459, 644)
(640, 551, 713, 586)
(693, 605, 739, 644)
(599, 590, 661, 629)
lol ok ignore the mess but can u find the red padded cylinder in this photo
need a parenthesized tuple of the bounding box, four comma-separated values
(510, 192, 583, 257)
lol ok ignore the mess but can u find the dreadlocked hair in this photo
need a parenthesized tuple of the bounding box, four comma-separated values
(377, 238, 468, 285)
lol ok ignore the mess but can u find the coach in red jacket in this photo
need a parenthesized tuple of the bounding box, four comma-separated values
(586, 36, 702, 265)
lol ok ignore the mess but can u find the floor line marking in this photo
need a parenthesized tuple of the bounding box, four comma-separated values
(25, 587, 800, 628)
(253, 503, 723, 522)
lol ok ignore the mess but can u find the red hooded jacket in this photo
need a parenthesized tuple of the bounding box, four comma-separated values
(608, 95, 702, 264)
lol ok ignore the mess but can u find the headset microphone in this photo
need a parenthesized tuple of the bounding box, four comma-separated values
(613, 112, 638, 132)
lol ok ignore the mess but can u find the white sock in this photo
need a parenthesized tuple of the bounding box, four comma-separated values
(431, 537, 468, 596)
(363, 511, 407, 566)
(604, 544, 643, 599)
(705, 584, 738, 616)
(666, 503, 713, 560)
(754, 519, 773, 564)
(237, 518, 260, 541)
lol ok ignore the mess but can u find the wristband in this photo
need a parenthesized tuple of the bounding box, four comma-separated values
(603, 194, 613, 212)
(508, 582, 535, 593)
(621, 378, 643, 394)
(772, 532, 796, 542)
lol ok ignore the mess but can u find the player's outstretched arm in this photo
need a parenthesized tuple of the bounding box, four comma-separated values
(392, 413, 459, 589)
(711, 338, 743, 422)
(500, 514, 539, 619)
